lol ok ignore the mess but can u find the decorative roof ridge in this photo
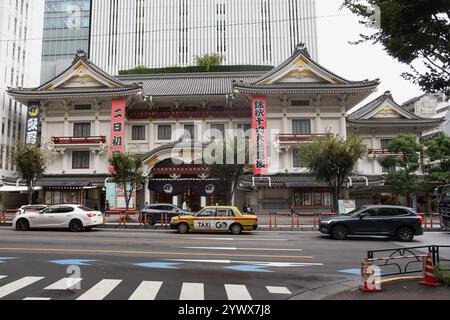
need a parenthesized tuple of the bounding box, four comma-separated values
(117, 71, 267, 80)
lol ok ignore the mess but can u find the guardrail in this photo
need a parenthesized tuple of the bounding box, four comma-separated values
(366, 245, 450, 277)
(255, 212, 337, 231)
(103, 211, 171, 229)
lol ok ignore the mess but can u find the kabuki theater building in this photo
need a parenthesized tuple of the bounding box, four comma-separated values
(7, 45, 442, 213)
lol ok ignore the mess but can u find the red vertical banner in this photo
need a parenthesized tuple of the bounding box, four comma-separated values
(252, 96, 268, 175)
(110, 98, 126, 159)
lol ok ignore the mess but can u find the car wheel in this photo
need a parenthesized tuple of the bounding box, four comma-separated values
(177, 223, 190, 234)
(230, 224, 243, 235)
(16, 219, 30, 231)
(331, 224, 348, 240)
(396, 226, 414, 242)
(69, 220, 84, 232)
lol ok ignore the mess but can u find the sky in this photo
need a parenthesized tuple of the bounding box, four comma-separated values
(315, 1, 424, 108)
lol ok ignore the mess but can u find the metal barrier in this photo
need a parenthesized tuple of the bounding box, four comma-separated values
(366, 245, 450, 277)
(256, 212, 337, 231)
(0, 209, 19, 224)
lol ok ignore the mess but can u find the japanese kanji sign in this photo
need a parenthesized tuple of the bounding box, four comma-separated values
(25, 101, 41, 145)
(110, 98, 126, 157)
(252, 96, 268, 175)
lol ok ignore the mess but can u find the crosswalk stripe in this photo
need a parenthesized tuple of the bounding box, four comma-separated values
(224, 284, 252, 300)
(76, 279, 122, 300)
(23, 297, 51, 300)
(128, 281, 163, 300)
(0, 277, 44, 299)
(266, 286, 292, 295)
(180, 283, 204, 300)
(44, 278, 83, 290)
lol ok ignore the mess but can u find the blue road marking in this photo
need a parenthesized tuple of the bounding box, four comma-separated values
(50, 259, 98, 266)
(224, 265, 273, 273)
(0, 257, 17, 263)
(338, 269, 361, 275)
(134, 262, 181, 270)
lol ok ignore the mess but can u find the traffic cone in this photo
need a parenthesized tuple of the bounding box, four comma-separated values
(418, 253, 441, 287)
(360, 258, 381, 292)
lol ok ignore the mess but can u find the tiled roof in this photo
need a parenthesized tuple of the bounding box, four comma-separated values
(118, 72, 263, 97)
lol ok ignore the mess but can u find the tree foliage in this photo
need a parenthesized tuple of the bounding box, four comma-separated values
(10, 143, 48, 204)
(109, 153, 144, 214)
(298, 134, 367, 213)
(193, 53, 224, 71)
(379, 133, 423, 203)
(206, 137, 252, 205)
(425, 133, 450, 184)
(342, 0, 450, 95)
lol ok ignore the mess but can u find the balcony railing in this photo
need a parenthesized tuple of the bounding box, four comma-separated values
(368, 149, 402, 157)
(127, 108, 251, 120)
(152, 167, 209, 175)
(277, 134, 327, 143)
(52, 136, 107, 145)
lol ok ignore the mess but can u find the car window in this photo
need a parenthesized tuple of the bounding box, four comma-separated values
(50, 207, 75, 214)
(216, 209, 234, 217)
(362, 208, 378, 217)
(379, 208, 408, 216)
(196, 209, 216, 217)
(77, 206, 93, 212)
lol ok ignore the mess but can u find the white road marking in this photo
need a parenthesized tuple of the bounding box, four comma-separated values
(179, 283, 204, 300)
(182, 247, 303, 252)
(76, 279, 122, 300)
(0, 276, 6, 280)
(189, 238, 288, 241)
(266, 286, 292, 295)
(129, 281, 163, 300)
(23, 297, 51, 300)
(167, 259, 323, 267)
(225, 284, 252, 300)
(0, 277, 44, 299)
(44, 278, 83, 290)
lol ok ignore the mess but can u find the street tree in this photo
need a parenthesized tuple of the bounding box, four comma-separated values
(193, 53, 224, 71)
(206, 137, 251, 205)
(10, 143, 48, 205)
(109, 153, 144, 216)
(298, 134, 367, 213)
(378, 133, 423, 206)
(342, 0, 450, 95)
(424, 133, 450, 184)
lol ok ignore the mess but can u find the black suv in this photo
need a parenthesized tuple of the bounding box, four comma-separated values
(319, 205, 423, 242)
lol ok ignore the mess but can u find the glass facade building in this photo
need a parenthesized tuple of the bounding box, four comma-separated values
(41, 0, 91, 82)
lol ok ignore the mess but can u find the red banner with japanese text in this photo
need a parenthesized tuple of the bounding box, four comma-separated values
(110, 98, 126, 158)
(252, 96, 268, 175)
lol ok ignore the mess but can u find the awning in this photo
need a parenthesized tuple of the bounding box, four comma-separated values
(0, 186, 42, 192)
(148, 178, 226, 196)
(36, 175, 109, 189)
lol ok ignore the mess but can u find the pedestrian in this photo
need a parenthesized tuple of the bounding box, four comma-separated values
(105, 200, 110, 217)
(182, 200, 188, 211)
(242, 202, 248, 213)
(247, 203, 253, 215)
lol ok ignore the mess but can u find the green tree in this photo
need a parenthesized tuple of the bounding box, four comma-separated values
(342, 0, 450, 94)
(108, 153, 144, 216)
(10, 143, 49, 204)
(298, 134, 367, 213)
(193, 53, 224, 71)
(424, 133, 450, 184)
(379, 133, 423, 206)
(206, 137, 251, 205)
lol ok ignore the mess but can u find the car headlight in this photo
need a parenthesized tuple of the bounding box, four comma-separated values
(321, 220, 333, 225)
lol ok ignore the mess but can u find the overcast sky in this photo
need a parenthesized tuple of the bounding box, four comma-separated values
(315, 1, 424, 108)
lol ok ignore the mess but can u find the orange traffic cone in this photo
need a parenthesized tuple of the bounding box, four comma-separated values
(418, 253, 441, 287)
(360, 258, 381, 292)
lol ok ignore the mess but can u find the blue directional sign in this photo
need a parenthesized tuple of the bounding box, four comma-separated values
(338, 269, 361, 275)
(50, 259, 98, 266)
(0, 257, 18, 264)
(134, 262, 181, 270)
(224, 265, 273, 273)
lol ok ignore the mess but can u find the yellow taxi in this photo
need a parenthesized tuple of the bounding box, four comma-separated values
(170, 206, 258, 235)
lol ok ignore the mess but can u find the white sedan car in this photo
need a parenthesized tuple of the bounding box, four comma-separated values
(12, 205, 103, 232)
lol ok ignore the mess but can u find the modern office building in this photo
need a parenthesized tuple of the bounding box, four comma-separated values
(41, 0, 91, 82)
(0, 0, 44, 207)
(90, 0, 319, 75)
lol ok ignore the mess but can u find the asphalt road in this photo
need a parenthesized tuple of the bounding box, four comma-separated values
(0, 227, 449, 300)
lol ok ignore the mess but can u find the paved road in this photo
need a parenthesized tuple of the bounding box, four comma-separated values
(0, 227, 449, 300)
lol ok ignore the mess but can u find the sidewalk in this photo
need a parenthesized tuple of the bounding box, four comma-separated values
(324, 278, 450, 300)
